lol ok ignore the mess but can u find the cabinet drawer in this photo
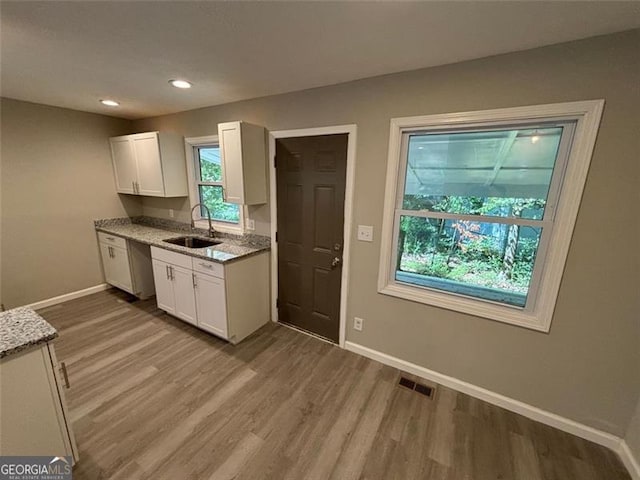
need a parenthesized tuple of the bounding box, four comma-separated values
(150, 246, 193, 269)
(98, 232, 127, 249)
(192, 258, 224, 279)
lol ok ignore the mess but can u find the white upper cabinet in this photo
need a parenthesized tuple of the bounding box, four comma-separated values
(110, 136, 137, 194)
(109, 131, 188, 197)
(131, 133, 165, 196)
(218, 121, 267, 205)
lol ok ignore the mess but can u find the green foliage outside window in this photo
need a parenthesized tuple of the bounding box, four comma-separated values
(197, 147, 240, 223)
(398, 195, 543, 296)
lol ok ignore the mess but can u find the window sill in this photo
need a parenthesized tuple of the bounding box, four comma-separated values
(378, 281, 550, 333)
(395, 271, 527, 307)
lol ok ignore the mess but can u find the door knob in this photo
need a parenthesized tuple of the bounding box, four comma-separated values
(331, 257, 342, 268)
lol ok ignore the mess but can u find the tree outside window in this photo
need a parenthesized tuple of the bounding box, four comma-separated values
(394, 125, 570, 308)
(195, 146, 240, 223)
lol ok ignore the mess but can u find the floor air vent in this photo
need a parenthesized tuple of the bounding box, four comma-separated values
(398, 377, 416, 390)
(398, 376, 434, 398)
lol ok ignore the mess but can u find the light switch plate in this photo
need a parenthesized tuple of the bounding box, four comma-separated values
(246, 218, 256, 231)
(357, 225, 374, 242)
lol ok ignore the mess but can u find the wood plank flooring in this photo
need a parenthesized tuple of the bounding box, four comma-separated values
(38, 289, 629, 480)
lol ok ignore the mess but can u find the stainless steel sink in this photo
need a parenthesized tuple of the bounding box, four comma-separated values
(163, 236, 222, 248)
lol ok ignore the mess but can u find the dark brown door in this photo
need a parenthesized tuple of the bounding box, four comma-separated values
(276, 134, 348, 343)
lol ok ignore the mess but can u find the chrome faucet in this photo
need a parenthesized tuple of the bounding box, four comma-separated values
(190, 203, 215, 238)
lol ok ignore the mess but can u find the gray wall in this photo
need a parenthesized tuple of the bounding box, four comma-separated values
(133, 30, 640, 437)
(0, 98, 139, 307)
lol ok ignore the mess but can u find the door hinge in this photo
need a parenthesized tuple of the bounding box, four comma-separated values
(275, 231, 278, 243)
(274, 156, 278, 169)
(276, 298, 280, 309)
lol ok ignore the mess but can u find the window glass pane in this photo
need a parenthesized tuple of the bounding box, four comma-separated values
(395, 215, 541, 307)
(198, 146, 222, 182)
(198, 185, 240, 223)
(403, 126, 566, 220)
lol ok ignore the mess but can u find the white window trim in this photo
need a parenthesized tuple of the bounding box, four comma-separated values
(184, 135, 246, 234)
(378, 100, 604, 332)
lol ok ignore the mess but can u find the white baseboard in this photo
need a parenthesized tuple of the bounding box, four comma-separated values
(25, 284, 110, 310)
(344, 341, 623, 452)
(617, 440, 640, 480)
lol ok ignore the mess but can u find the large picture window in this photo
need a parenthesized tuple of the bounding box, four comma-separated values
(378, 101, 604, 331)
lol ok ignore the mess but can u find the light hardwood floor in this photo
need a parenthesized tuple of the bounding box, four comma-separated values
(38, 289, 629, 480)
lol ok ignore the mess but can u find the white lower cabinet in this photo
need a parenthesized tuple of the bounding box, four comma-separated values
(0, 342, 78, 462)
(151, 259, 197, 325)
(172, 265, 198, 326)
(150, 246, 269, 344)
(98, 232, 155, 299)
(100, 242, 133, 292)
(152, 259, 175, 314)
(194, 272, 227, 338)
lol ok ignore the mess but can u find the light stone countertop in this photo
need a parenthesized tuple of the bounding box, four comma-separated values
(0, 307, 58, 359)
(95, 218, 270, 264)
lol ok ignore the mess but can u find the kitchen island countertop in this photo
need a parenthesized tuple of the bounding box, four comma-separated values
(0, 307, 58, 359)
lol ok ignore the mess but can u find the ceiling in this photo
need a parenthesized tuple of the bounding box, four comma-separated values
(1, 1, 638, 120)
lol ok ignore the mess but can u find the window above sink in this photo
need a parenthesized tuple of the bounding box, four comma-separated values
(185, 135, 246, 235)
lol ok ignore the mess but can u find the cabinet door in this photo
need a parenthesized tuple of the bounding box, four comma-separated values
(218, 122, 244, 204)
(100, 243, 114, 283)
(46, 344, 79, 462)
(101, 243, 133, 293)
(0, 345, 76, 459)
(132, 133, 165, 196)
(194, 272, 228, 338)
(152, 259, 175, 314)
(172, 265, 198, 326)
(110, 245, 134, 293)
(110, 137, 136, 194)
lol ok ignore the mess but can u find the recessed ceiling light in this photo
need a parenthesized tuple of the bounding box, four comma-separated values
(100, 99, 119, 107)
(169, 79, 192, 89)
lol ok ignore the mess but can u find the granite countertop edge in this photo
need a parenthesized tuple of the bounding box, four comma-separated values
(0, 307, 58, 359)
(95, 222, 270, 264)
